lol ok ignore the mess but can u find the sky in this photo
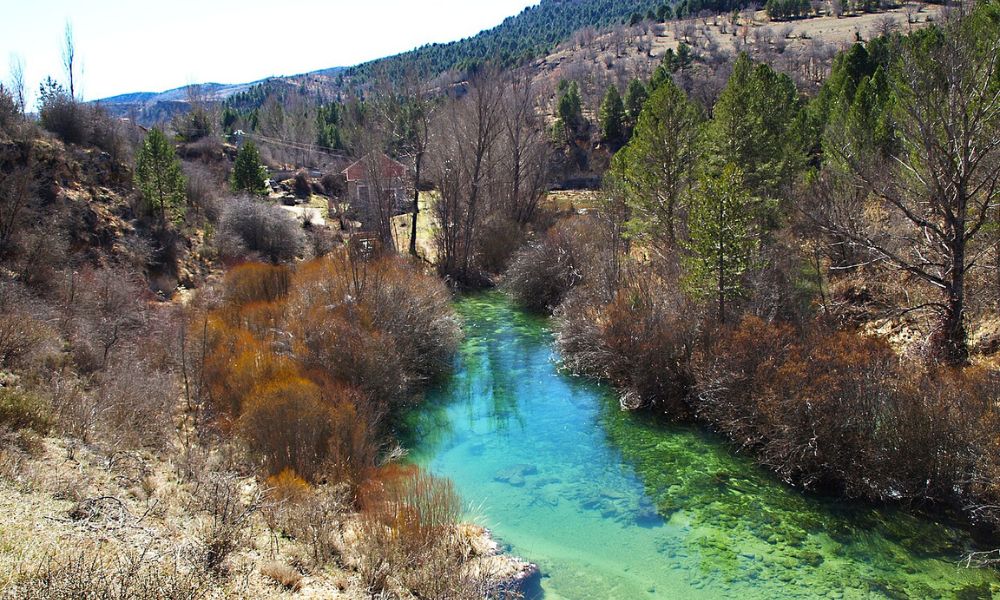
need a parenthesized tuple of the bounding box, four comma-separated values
(0, 0, 539, 107)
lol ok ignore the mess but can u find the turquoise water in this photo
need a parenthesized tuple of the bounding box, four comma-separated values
(402, 293, 1000, 599)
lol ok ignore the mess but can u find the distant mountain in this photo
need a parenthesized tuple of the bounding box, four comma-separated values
(97, 0, 675, 124)
(95, 69, 346, 126)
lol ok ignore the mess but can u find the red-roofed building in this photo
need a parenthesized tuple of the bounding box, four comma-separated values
(341, 153, 410, 210)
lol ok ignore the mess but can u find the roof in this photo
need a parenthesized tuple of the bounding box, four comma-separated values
(341, 154, 408, 182)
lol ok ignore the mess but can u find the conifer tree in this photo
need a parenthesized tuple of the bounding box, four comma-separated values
(232, 140, 268, 196)
(555, 81, 584, 141)
(683, 164, 759, 323)
(624, 78, 648, 130)
(613, 77, 701, 249)
(135, 128, 186, 226)
(704, 53, 804, 228)
(599, 85, 626, 149)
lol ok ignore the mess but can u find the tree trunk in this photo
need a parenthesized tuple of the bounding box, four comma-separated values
(937, 243, 969, 365)
(409, 152, 421, 257)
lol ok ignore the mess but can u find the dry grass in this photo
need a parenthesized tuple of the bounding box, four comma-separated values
(259, 561, 303, 592)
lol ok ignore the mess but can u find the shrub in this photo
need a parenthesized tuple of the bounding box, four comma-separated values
(198, 252, 457, 490)
(474, 214, 523, 274)
(202, 320, 297, 420)
(289, 254, 459, 409)
(192, 471, 262, 573)
(293, 169, 311, 198)
(92, 361, 176, 450)
(505, 221, 585, 313)
(557, 273, 696, 415)
(239, 376, 334, 479)
(356, 466, 463, 596)
(222, 262, 291, 308)
(320, 172, 345, 196)
(10, 545, 212, 599)
(0, 84, 21, 136)
(183, 162, 222, 223)
(38, 80, 86, 145)
(0, 312, 51, 369)
(691, 315, 1000, 511)
(0, 387, 51, 434)
(259, 561, 303, 592)
(216, 198, 304, 263)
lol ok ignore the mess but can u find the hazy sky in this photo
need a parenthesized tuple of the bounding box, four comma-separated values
(1, 0, 539, 106)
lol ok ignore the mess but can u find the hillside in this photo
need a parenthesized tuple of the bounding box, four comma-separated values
(98, 0, 675, 124)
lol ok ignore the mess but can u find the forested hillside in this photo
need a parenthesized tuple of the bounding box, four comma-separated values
(345, 0, 668, 79)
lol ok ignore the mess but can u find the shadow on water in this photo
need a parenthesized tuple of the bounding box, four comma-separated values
(403, 293, 1000, 600)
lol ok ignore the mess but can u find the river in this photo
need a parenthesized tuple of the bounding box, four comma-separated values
(402, 293, 999, 599)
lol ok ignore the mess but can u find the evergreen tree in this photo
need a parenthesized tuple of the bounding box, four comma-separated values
(703, 53, 804, 226)
(555, 81, 584, 141)
(624, 78, 648, 130)
(599, 85, 626, 149)
(232, 140, 268, 196)
(676, 43, 694, 71)
(614, 77, 702, 249)
(135, 128, 186, 226)
(683, 164, 759, 323)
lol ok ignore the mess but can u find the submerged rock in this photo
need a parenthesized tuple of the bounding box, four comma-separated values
(494, 464, 538, 486)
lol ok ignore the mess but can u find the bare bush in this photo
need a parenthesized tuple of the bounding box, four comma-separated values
(191, 471, 262, 573)
(356, 466, 466, 598)
(215, 197, 305, 263)
(182, 163, 222, 223)
(92, 361, 176, 450)
(10, 545, 213, 600)
(504, 221, 585, 313)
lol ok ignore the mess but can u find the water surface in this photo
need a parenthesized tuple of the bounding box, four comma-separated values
(403, 293, 999, 599)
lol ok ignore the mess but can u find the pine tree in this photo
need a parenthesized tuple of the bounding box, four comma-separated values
(555, 81, 584, 141)
(703, 53, 804, 228)
(624, 78, 648, 130)
(614, 77, 701, 249)
(599, 85, 626, 149)
(232, 140, 268, 196)
(135, 128, 186, 226)
(683, 164, 759, 323)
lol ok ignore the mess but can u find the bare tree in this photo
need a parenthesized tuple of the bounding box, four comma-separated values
(8, 55, 25, 114)
(427, 73, 504, 281)
(813, 24, 1000, 364)
(496, 70, 550, 226)
(384, 71, 436, 258)
(62, 21, 76, 100)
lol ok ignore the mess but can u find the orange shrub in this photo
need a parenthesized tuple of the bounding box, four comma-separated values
(202, 317, 298, 420)
(195, 254, 458, 491)
(266, 468, 313, 504)
(239, 376, 333, 480)
(223, 263, 292, 307)
(359, 465, 461, 562)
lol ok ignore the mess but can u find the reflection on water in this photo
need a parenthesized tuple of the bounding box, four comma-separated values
(402, 293, 1000, 599)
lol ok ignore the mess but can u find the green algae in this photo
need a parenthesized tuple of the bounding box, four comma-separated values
(402, 293, 1000, 599)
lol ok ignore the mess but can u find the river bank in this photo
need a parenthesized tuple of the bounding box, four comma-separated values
(403, 293, 1000, 599)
